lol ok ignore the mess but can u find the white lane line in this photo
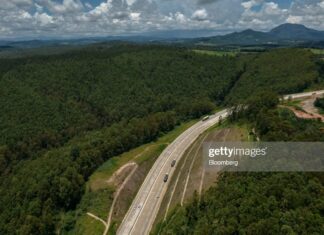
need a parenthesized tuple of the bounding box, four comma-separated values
(117, 129, 189, 234)
(141, 125, 216, 235)
(180, 134, 208, 206)
(163, 137, 202, 220)
(145, 115, 226, 233)
(118, 110, 228, 235)
(127, 122, 205, 234)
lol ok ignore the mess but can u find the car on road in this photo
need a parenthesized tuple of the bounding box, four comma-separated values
(171, 159, 176, 167)
(163, 173, 169, 182)
(202, 116, 209, 121)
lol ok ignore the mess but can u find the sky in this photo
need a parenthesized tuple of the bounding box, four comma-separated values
(0, 0, 324, 39)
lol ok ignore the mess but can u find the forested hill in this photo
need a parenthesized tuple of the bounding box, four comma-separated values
(0, 45, 322, 234)
(155, 93, 324, 235)
(0, 45, 239, 147)
(0, 45, 241, 234)
(225, 48, 320, 103)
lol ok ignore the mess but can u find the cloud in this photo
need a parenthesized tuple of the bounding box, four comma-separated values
(175, 12, 187, 23)
(87, 1, 111, 18)
(85, 2, 93, 9)
(239, 1, 290, 30)
(126, 0, 137, 6)
(41, 0, 84, 14)
(192, 9, 208, 21)
(0, 0, 33, 9)
(0, 0, 323, 39)
(196, 0, 220, 5)
(35, 3, 44, 12)
(12, 0, 33, 7)
(34, 12, 54, 26)
(287, 15, 303, 24)
(130, 12, 141, 21)
(112, 11, 130, 20)
(241, 0, 263, 9)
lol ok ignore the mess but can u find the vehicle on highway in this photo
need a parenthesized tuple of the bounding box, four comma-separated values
(202, 115, 210, 121)
(163, 173, 169, 182)
(171, 160, 176, 167)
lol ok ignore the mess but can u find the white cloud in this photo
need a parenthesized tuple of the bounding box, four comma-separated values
(130, 12, 141, 21)
(34, 12, 54, 26)
(126, 0, 137, 6)
(319, 1, 324, 8)
(287, 15, 303, 24)
(0, 0, 323, 39)
(241, 0, 262, 9)
(85, 2, 93, 9)
(88, 1, 112, 18)
(35, 3, 44, 12)
(192, 9, 208, 21)
(174, 12, 187, 23)
(263, 2, 283, 15)
(43, 0, 84, 14)
(0, 0, 33, 9)
(239, 1, 289, 30)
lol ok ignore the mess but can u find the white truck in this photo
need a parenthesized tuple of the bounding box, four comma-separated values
(202, 116, 210, 121)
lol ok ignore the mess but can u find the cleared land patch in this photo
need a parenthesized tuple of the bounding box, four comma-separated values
(282, 95, 324, 122)
(192, 49, 237, 57)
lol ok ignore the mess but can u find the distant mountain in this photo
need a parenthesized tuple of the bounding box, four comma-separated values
(197, 29, 272, 45)
(193, 23, 324, 46)
(269, 23, 324, 41)
(0, 23, 323, 50)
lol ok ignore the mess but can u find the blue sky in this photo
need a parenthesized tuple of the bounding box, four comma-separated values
(0, 0, 323, 39)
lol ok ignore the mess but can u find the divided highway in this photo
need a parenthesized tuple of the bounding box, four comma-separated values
(117, 90, 324, 235)
(117, 109, 229, 235)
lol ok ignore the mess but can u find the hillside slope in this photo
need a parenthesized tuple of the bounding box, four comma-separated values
(155, 94, 324, 235)
(226, 49, 319, 103)
(0, 45, 322, 235)
(0, 45, 241, 235)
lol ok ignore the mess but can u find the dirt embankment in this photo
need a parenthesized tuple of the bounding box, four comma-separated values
(281, 95, 324, 122)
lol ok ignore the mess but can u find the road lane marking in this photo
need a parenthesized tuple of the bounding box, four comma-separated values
(181, 134, 208, 206)
(118, 111, 228, 235)
(118, 121, 205, 234)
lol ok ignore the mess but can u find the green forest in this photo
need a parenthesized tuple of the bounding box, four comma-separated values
(0, 45, 323, 234)
(315, 97, 324, 111)
(155, 93, 324, 235)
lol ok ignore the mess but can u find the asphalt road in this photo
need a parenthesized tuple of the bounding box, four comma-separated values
(283, 90, 324, 100)
(117, 109, 229, 235)
(117, 90, 324, 235)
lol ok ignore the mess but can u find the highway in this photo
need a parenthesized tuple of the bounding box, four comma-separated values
(117, 90, 324, 235)
(117, 109, 229, 235)
(283, 90, 324, 100)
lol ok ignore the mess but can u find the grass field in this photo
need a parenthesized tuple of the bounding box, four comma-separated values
(192, 49, 237, 57)
(311, 49, 324, 55)
(70, 120, 197, 234)
(281, 99, 305, 111)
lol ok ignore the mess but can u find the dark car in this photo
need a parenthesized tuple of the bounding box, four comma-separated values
(171, 160, 176, 167)
(163, 173, 169, 182)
